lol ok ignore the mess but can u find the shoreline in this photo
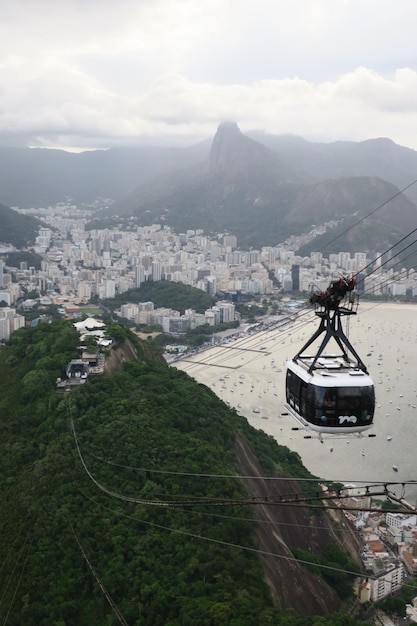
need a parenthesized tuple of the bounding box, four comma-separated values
(174, 302, 417, 502)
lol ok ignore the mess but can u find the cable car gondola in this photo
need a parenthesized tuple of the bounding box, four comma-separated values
(285, 276, 375, 436)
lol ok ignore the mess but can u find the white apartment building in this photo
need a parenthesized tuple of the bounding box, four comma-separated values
(390, 282, 407, 296)
(151, 261, 162, 281)
(0, 316, 10, 341)
(386, 513, 417, 529)
(120, 303, 139, 321)
(368, 558, 405, 602)
(77, 281, 92, 300)
(161, 316, 191, 334)
(355, 252, 367, 268)
(0, 308, 25, 341)
(223, 235, 237, 249)
(205, 309, 220, 326)
(104, 279, 116, 299)
(134, 264, 145, 288)
(216, 302, 235, 323)
(338, 252, 351, 269)
(0, 291, 11, 305)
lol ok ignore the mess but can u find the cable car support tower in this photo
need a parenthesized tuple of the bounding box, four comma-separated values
(293, 276, 368, 374)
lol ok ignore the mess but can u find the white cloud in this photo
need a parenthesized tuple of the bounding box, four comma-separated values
(1, 0, 417, 150)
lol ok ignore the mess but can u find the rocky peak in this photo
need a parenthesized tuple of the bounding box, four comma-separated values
(209, 121, 273, 179)
(209, 121, 244, 174)
(216, 120, 241, 137)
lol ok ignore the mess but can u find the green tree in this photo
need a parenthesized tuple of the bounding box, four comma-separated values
(21, 368, 54, 401)
(105, 322, 128, 342)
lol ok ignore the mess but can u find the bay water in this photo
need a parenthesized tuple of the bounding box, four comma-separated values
(174, 302, 417, 505)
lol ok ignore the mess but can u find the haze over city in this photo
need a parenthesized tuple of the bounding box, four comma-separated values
(2, 0, 417, 151)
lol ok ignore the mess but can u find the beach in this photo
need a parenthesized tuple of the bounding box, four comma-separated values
(173, 302, 417, 504)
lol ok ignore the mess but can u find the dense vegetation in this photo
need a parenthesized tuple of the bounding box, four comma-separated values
(296, 218, 406, 262)
(0, 320, 372, 625)
(103, 281, 215, 314)
(291, 545, 361, 599)
(0, 203, 43, 248)
(5, 250, 44, 270)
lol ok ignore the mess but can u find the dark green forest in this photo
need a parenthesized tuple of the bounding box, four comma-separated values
(0, 320, 372, 625)
(0, 203, 43, 248)
(103, 281, 215, 315)
(4, 250, 44, 271)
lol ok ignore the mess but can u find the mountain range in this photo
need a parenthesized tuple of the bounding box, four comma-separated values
(1, 122, 417, 254)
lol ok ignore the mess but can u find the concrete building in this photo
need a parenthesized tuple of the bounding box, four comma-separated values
(161, 316, 191, 335)
(391, 282, 407, 296)
(216, 301, 235, 323)
(341, 484, 372, 510)
(0, 308, 25, 341)
(134, 264, 145, 288)
(151, 261, 162, 281)
(386, 513, 417, 529)
(206, 275, 217, 295)
(291, 264, 300, 291)
(205, 309, 220, 326)
(0, 291, 11, 305)
(223, 235, 237, 249)
(368, 558, 405, 602)
(0, 316, 10, 341)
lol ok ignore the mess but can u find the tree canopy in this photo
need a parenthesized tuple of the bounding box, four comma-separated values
(103, 280, 215, 314)
(0, 320, 372, 625)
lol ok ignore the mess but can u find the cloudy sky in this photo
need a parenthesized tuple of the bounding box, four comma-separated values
(2, 0, 417, 151)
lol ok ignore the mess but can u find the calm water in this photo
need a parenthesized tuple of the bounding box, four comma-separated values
(174, 303, 417, 505)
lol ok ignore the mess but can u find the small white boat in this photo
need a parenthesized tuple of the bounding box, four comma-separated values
(392, 465, 398, 472)
(387, 435, 392, 441)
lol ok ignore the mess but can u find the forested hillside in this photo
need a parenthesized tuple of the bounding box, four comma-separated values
(0, 202, 43, 248)
(0, 320, 371, 625)
(103, 281, 215, 314)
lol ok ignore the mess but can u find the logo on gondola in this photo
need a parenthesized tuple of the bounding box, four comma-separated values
(338, 415, 357, 424)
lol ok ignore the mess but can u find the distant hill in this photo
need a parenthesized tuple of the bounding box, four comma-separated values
(0, 202, 43, 248)
(248, 131, 417, 202)
(2, 127, 417, 208)
(100, 123, 417, 254)
(0, 142, 209, 207)
(103, 281, 215, 314)
(2, 123, 417, 253)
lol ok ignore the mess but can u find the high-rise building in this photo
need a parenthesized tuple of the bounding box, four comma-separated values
(223, 235, 237, 249)
(151, 261, 162, 281)
(355, 252, 367, 270)
(356, 272, 366, 293)
(206, 275, 217, 295)
(338, 252, 351, 269)
(217, 302, 235, 323)
(135, 264, 145, 288)
(104, 279, 116, 299)
(0, 291, 11, 306)
(291, 264, 300, 291)
(0, 316, 10, 341)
